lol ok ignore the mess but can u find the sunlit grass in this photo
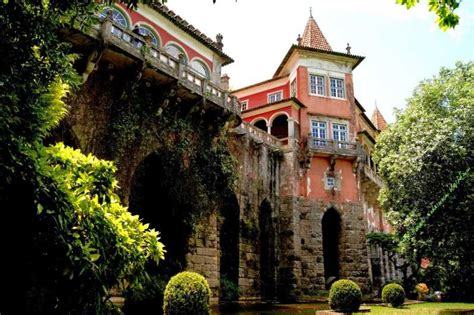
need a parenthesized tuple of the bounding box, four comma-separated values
(355, 302, 474, 315)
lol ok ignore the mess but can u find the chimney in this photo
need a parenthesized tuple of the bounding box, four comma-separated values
(297, 34, 302, 46)
(220, 74, 230, 91)
(216, 33, 224, 50)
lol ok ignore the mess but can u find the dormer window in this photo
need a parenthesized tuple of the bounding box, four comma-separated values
(268, 91, 282, 103)
(309, 74, 325, 96)
(330, 78, 345, 99)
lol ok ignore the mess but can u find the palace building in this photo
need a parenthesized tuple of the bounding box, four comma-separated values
(63, 3, 399, 303)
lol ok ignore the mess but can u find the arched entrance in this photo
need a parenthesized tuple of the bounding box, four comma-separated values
(129, 152, 190, 277)
(322, 208, 341, 289)
(219, 193, 240, 301)
(270, 114, 288, 139)
(259, 200, 276, 301)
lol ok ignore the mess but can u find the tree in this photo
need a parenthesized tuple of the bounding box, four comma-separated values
(396, 0, 462, 30)
(0, 0, 164, 313)
(374, 62, 474, 300)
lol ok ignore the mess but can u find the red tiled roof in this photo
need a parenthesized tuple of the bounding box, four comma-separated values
(371, 107, 388, 130)
(300, 15, 332, 51)
(150, 3, 234, 66)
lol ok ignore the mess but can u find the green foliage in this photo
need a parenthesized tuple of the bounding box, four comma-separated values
(328, 279, 362, 312)
(0, 0, 166, 313)
(220, 276, 239, 302)
(374, 62, 474, 300)
(366, 232, 398, 252)
(163, 271, 211, 315)
(382, 283, 406, 307)
(396, 0, 461, 30)
(108, 78, 238, 227)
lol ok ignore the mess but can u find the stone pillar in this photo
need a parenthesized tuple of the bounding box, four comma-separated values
(288, 118, 295, 147)
(220, 74, 230, 91)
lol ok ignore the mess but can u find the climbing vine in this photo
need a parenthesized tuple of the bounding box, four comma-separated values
(108, 76, 238, 227)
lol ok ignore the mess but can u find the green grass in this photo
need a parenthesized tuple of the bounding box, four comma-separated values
(355, 302, 474, 315)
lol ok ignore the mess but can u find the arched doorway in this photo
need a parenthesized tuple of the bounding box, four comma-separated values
(219, 194, 240, 301)
(270, 114, 288, 139)
(129, 152, 190, 277)
(259, 200, 276, 301)
(322, 208, 341, 289)
(253, 119, 268, 133)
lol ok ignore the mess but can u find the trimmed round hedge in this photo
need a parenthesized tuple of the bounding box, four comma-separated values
(382, 283, 405, 307)
(163, 271, 211, 315)
(328, 279, 362, 312)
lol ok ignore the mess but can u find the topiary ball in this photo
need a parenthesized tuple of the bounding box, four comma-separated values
(382, 283, 405, 307)
(328, 279, 362, 312)
(163, 271, 211, 315)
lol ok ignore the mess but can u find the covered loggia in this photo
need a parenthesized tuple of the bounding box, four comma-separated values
(322, 207, 341, 289)
(253, 119, 268, 133)
(270, 114, 288, 139)
(259, 199, 277, 301)
(128, 152, 191, 277)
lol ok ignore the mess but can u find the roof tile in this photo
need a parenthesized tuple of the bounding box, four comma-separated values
(301, 15, 332, 51)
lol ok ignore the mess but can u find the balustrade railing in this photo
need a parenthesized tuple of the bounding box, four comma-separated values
(93, 17, 241, 115)
(307, 137, 362, 157)
(240, 122, 282, 147)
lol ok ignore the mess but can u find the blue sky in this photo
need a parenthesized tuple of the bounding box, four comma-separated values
(166, 0, 474, 122)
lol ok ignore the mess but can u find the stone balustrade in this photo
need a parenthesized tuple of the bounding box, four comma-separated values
(307, 137, 363, 158)
(89, 16, 241, 115)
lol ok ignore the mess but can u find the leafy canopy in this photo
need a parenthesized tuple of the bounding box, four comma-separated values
(374, 61, 474, 300)
(396, 0, 462, 30)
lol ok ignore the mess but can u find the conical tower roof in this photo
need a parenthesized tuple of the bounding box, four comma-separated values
(371, 106, 388, 130)
(300, 10, 332, 51)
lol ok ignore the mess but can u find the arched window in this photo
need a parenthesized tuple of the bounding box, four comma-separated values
(100, 7, 129, 28)
(165, 44, 187, 64)
(136, 25, 160, 47)
(190, 60, 210, 79)
(270, 114, 288, 139)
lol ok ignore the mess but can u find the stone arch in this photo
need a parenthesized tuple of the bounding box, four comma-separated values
(322, 207, 341, 289)
(219, 193, 240, 301)
(269, 113, 288, 139)
(128, 151, 191, 277)
(259, 199, 276, 301)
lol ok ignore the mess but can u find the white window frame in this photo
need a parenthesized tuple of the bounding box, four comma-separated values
(326, 176, 335, 189)
(330, 77, 345, 99)
(290, 79, 297, 98)
(240, 100, 248, 111)
(309, 74, 325, 96)
(311, 120, 327, 146)
(267, 91, 283, 103)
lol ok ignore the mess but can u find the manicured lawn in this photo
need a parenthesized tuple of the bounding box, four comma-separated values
(355, 302, 474, 314)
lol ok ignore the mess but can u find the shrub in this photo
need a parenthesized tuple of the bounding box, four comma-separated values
(415, 282, 429, 300)
(382, 283, 405, 307)
(163, 271, 211, 315)
(220, 276, 239, 302)
(328, 279, 362, 312)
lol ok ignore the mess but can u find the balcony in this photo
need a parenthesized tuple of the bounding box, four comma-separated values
(70, 16, 241, 116)
(362, 163, 383, 188)
(307, 137, 363, 159)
